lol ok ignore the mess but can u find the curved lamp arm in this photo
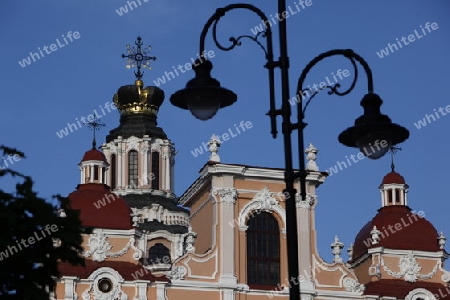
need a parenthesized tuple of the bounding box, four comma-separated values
(197, 4, 280, 137)
(292, 49, 375, 201)
(198, 4, 274, 59)
(295, 49, 374, 118)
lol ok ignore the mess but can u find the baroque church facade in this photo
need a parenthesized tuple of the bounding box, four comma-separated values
(54, 61, 450, 300)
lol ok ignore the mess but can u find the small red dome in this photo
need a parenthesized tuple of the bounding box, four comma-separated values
(68, 183, 132, 230)
(352, 206, 439, 260)
(381, 171, 406, 185)
(81, 148, 107, 163)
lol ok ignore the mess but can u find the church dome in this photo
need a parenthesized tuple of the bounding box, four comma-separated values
(113, 80, 164, 116)
(81, 148, 108, 163)
(381, 171, 406, 185)
(352, 205, 439, 260)
(68, 183, 132, 230)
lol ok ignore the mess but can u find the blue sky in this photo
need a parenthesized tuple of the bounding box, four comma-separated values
(1, 1, 449, 262)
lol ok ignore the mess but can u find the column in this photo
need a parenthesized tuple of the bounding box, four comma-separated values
(144, 145, 148, 185)
(214, 185, 238, 287)
(165, 151, 170, 191)
(99, 166, 103, 183)
(90, 165, 94, 183)
(117, 141, 123, 188)
(63, 276, 78, 300)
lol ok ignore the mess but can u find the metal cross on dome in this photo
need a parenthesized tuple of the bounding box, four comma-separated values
(389, 146, 402, 172)
(121, 36, 156, 80)
(84, 116, 105, 149)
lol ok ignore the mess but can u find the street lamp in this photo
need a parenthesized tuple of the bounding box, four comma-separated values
(170, 2, 409, 300)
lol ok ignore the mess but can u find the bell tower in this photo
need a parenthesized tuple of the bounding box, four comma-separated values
(379, 146, 408, 207)
(101, 37, 175, 196)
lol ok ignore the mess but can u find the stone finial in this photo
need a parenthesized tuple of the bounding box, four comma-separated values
(58, 209, 66, 218)
(183, 226, 197, 253)
(439, 231, 446, 250)
(305, 142, 319, 171)
(347, 243, 354, 261)
(370, 226, 381, 245)
(184, 231, 197, 253)
(208, 134, 221, 162)
(331, 235, 344, 263)
(131, 207, 140, 227)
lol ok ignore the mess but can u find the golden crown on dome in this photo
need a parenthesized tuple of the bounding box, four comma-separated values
(113, 36, 164, 116)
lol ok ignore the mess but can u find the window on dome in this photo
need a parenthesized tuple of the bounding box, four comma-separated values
(247, 212, 280, 287)
(387, 189, 393, 204)
(94, 165, 99, 181)
(128, 150, 138, 187)
(110, 154, 116, 189)
(148, 243, 171, 265)
(151, 152, 159, 190)
(395, 189, 400, 203)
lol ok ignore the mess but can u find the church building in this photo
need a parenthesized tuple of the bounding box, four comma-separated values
(54, 38, 450, 300)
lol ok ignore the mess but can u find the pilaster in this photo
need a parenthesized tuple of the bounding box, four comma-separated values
(212, 183, 238, 287)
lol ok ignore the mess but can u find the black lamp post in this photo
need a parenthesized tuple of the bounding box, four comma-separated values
(170, 1, 409, 300)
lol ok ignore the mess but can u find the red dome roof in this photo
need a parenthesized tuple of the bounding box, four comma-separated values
(381, 171, 406, 185)
(68, 183, 132, 230)
(352, 206, 439, 260)
(81, 148, 107, 163)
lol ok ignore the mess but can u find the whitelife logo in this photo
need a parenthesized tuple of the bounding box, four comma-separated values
(115, 0, 149, 16)
(55, 101, 117, 139)
(362, 211, 425, 247)
(190, 121, 253, 158)
(413, 104, 450, 129)
(325, 140, 389, 176)
(250, 0, 313, 35)
(18, 31, 81, 68)
(0, 224, 58, 261)
(152, 50, 215, 87)
(376, 22, 438, 59)
(288, 68, 351, 107)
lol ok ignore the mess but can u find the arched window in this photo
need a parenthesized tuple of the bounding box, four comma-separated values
(110, 154, 116, 189)
(151, 152, 159, 190)
(247, 212, 280, 287)
(148, 243, 170, 265)
(128, 150, 138, 187)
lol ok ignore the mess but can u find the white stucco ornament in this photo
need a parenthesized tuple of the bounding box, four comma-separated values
(85, 230, 112, 262)
(295, 193, 316, 211)
(127, 136, 140, 151)
(83, 230, 139, 262)
(151, 138, 163, 152)
(208, 134, 221, 162)
(383, 251, 439, 282)
(166, 266, 187, 281)
(438, 231, 446, 250)
(347, 243, 354, 261)
(184, 228, 198, 253)
(370, 226, 381, 245)
(343, 277, 365, 293)
(305, 142, 319, 171)
(213, 187, 237, 207)
(331, 235, 344, 263)
(238, 187, 286, 232)
(82, 268, 127, 300)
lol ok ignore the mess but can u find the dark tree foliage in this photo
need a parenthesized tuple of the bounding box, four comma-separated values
(0, 146, 86, 299)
